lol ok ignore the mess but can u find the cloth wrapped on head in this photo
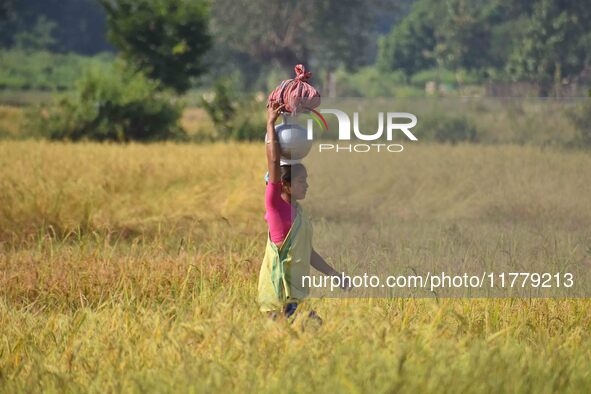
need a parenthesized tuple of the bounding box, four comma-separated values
(267, 64, 321, 115)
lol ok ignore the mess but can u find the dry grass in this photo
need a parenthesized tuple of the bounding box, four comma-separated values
(180, 107, 216, 138)
(0, 106, 24, 138)
(1, 140, 591, 392)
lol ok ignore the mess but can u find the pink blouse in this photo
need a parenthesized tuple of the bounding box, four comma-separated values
(265, 181, 295, 243)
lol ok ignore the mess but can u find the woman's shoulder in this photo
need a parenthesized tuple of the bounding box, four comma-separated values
(295, 203, 311, 222)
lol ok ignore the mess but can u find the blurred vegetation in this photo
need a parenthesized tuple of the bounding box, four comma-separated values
(379, 0, 591, 94)
(0, 0, 112, 54)
(28, 65, 185, 142)
(5, 96, 588, 149)
(12, 15, 57, 51)
(100, 0, 211, 93)
(199, 81, 266, 141)
(1, 0, 590, 97)
(568, 100, 591, 149)
(210, 0, 402, 88)
(417, 115, 479, 144)
(311, 97, 586, 148)
(0, 50, 113, 91)
(1, 0, 591, 143)
(0, 106, 24, 140)
(333, 67, 409, 97)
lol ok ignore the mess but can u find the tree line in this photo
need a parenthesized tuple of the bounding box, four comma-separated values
(1, 0, 590, 94)
(0, 0, 112, 54)
(378, 0, 591, 94)
(103, 0, 591, 95)
(0, 0, 406, 93)
(4, 0, 589, 145)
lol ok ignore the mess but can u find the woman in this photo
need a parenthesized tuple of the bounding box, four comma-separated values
(257, 102, 344, 319)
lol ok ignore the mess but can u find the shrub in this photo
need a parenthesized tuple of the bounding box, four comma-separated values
(334, 66, 408, 97)
(200, 81, 266, 141)
(568, 100, 591, 149)
(418, 114, 479, 144)
(410, 68, 457, 87)
(29, 66, 185, 142)
(0, 106, 24, 140)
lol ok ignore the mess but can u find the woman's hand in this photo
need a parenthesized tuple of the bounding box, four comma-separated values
(267, 102, 285, 125)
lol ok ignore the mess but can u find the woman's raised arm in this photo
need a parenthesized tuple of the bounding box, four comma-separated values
(266, 103, 285, 184)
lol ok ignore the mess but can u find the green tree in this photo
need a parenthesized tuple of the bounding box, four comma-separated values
(435, 0, 497, 71)
(507, 0, 591, 95)
(199, 80, 266, 141)
(1, 0, 112, 54)
(100, 0, 212, 93)
(0, 0, 19, 48)
(210, 0, 396, 81)
(13, 16, 57, 51)
(379, 0, 505, 78)
(377, 0, 438, 78)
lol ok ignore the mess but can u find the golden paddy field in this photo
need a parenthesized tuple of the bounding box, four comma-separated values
(1, 140, 591, 393)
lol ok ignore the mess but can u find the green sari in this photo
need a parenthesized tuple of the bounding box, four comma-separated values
(257, 204, 313, 312)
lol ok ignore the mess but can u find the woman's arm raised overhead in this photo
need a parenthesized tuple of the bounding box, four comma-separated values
(266, 103, 285, 184)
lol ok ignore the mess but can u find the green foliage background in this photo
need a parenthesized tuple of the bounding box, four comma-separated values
(100, 0, 211, 93)
(0, 50, 113, 91)
(28, 65, 185, 142)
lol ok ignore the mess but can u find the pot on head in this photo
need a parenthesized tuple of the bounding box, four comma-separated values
(266, 114, 312, 165)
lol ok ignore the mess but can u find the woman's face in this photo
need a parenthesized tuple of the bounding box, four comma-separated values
(284, 172, 308, 200)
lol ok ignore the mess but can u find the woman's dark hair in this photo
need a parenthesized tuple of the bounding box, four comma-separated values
(280, 164, 307, 184)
